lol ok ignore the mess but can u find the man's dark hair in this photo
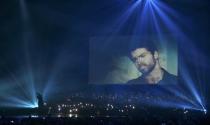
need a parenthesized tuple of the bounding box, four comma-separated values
(129, 39, 158, 55)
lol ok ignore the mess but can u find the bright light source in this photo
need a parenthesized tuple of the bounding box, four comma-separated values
(69, 114, 73, 118)
(203, 109, 207, 114)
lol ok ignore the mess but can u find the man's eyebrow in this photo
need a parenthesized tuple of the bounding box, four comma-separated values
(137, 52, 148, 57)
(141, 52, 148, 55)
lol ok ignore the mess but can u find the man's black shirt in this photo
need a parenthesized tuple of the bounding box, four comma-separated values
(127, 69, 177, 85)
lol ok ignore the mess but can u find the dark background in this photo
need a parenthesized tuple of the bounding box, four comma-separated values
(0, 0, 209, 101)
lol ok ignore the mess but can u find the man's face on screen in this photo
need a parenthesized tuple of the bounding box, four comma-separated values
(131, 48, 156, 74)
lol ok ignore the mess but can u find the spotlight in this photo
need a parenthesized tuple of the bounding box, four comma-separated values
(203, 109, 207, 114)
(183, 110, 188, 114)
(23, 101, 38, 108)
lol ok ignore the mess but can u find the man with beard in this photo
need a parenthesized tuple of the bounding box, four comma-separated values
(127, 42, 177, 85)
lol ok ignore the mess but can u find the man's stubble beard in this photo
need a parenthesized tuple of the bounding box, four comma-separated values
(139, 59, 156, 76)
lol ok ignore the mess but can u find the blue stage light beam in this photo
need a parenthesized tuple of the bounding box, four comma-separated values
(148, 0, 206, 111)
(180, 63, 205, 110)
(0, 0, 41, 109)
(127, 0, 207, 112)
(105, 0, 142, 35)
(0, 96, 38, 108)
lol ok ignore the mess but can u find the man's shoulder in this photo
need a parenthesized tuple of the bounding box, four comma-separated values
(161, 69, 177, 84)
(164, 70, 177, 80)
(126, 69, 177, 85)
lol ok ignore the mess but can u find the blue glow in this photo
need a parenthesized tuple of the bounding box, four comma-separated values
(125, 0, 207, 112)
(0, 0, 207, 115)
(0, 0, 40, 109)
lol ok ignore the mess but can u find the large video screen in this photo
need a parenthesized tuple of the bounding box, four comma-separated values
(89, 36, 177, 85)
